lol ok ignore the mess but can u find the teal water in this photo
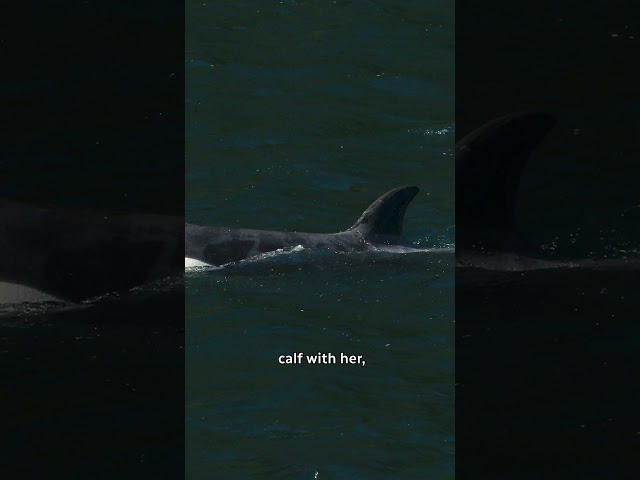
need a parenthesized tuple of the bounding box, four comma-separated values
(186, 1, 454, 478)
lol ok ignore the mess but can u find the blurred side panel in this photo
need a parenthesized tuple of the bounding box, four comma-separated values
(456, 1, 640, 478)
(1, 1, 185, 477)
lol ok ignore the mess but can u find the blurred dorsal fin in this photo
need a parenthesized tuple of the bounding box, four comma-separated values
(456, 111, 556, 231)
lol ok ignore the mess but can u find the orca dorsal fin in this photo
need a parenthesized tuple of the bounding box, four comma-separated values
(348, 185, 419, 240)
(456, 111, 556, 231)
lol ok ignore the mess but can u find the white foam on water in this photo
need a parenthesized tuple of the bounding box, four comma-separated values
(368, 245, 454, 255)
(253, 244, 305, 259)
(186, 245, 308, 271)
(185, 257, 213, 268)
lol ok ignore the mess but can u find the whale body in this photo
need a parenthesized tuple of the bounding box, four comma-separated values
(185, 185, 443, 267)
(0, 200, 183, 307)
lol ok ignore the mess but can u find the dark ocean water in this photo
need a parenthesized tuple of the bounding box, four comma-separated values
(186, 1, 454, 479)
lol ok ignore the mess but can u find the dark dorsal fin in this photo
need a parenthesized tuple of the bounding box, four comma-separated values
(456, 111, 556, 231)
(348, 185, 419, 239)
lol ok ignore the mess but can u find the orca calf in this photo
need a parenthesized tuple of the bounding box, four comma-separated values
(0, 200, 183, 307)
(185, 185, 444, 268)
